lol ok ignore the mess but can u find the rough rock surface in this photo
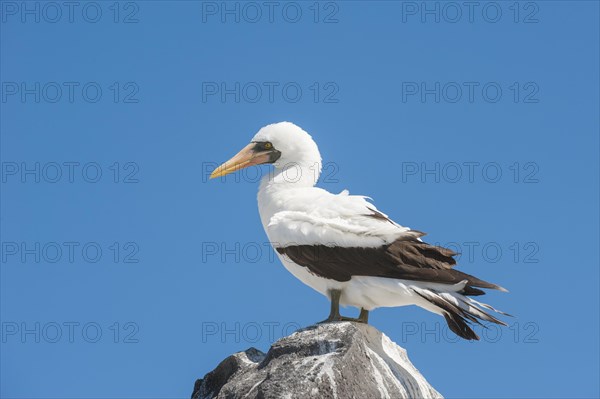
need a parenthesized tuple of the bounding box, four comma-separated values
(191, 322, 443, 399)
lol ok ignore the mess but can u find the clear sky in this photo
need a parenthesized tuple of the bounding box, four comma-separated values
(1, 1, 599, 398)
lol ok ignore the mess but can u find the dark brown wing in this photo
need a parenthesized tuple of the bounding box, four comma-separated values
(276, 235, 503, 294)
(386, 238, 458, 270)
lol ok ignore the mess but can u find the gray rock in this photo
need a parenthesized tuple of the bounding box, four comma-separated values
(192, 322, 443, 399)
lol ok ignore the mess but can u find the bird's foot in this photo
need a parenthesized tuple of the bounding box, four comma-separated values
(320, 290, 369, 324)
(358, 308, 369, 324)
(317, 315, 359, 324)
(318, 309, 369, 324)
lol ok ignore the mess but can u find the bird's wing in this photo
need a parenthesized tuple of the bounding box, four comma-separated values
(266, 188, 418, 248)
(269, 189, 503, 291)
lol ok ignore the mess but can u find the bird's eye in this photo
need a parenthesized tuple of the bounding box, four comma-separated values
(264, 142, 273, 149)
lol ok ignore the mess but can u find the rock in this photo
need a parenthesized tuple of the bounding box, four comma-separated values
(191, 322, 443, 399)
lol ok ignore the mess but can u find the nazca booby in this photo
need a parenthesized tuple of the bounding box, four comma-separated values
(210, 122, 508, 340)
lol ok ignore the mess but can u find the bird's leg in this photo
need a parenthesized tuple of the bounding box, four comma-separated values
(324, 289, 343, 322)
(317, 289, 343, 323)
(318, 290, 370, 324)
(357, 308, 369, 324)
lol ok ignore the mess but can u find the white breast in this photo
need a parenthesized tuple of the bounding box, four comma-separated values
(257, 175, 418, 306)
(257, 179, 345, 296)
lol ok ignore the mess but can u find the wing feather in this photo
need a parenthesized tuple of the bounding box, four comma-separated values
(268, 188, 504, 292)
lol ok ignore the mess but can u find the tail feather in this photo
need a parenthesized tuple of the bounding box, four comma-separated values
(461, 286, 486, 296)
(455, 296, 507, 325)
(452, 270, 509, 293)
(468, 296, 513, 317)
(443, 313, 480, 340)
(412, 286, 509, 341)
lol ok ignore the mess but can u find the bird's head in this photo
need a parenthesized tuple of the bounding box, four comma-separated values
(210, 122, 322, 180)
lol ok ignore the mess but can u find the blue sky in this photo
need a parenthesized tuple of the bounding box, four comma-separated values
(1, 1, 598, 398)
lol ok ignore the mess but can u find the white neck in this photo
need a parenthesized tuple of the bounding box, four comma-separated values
(260, 162, 321, 190)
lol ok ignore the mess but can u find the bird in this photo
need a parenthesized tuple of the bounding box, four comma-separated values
(210, 122, 509, 340)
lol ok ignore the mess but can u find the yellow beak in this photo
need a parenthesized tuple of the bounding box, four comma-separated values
(210, 143, 272, 179)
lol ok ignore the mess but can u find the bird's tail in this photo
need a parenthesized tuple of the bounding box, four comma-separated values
(412, 283, 510, 341)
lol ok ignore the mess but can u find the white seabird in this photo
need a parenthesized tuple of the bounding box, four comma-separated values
(210, 122, 508, 340)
